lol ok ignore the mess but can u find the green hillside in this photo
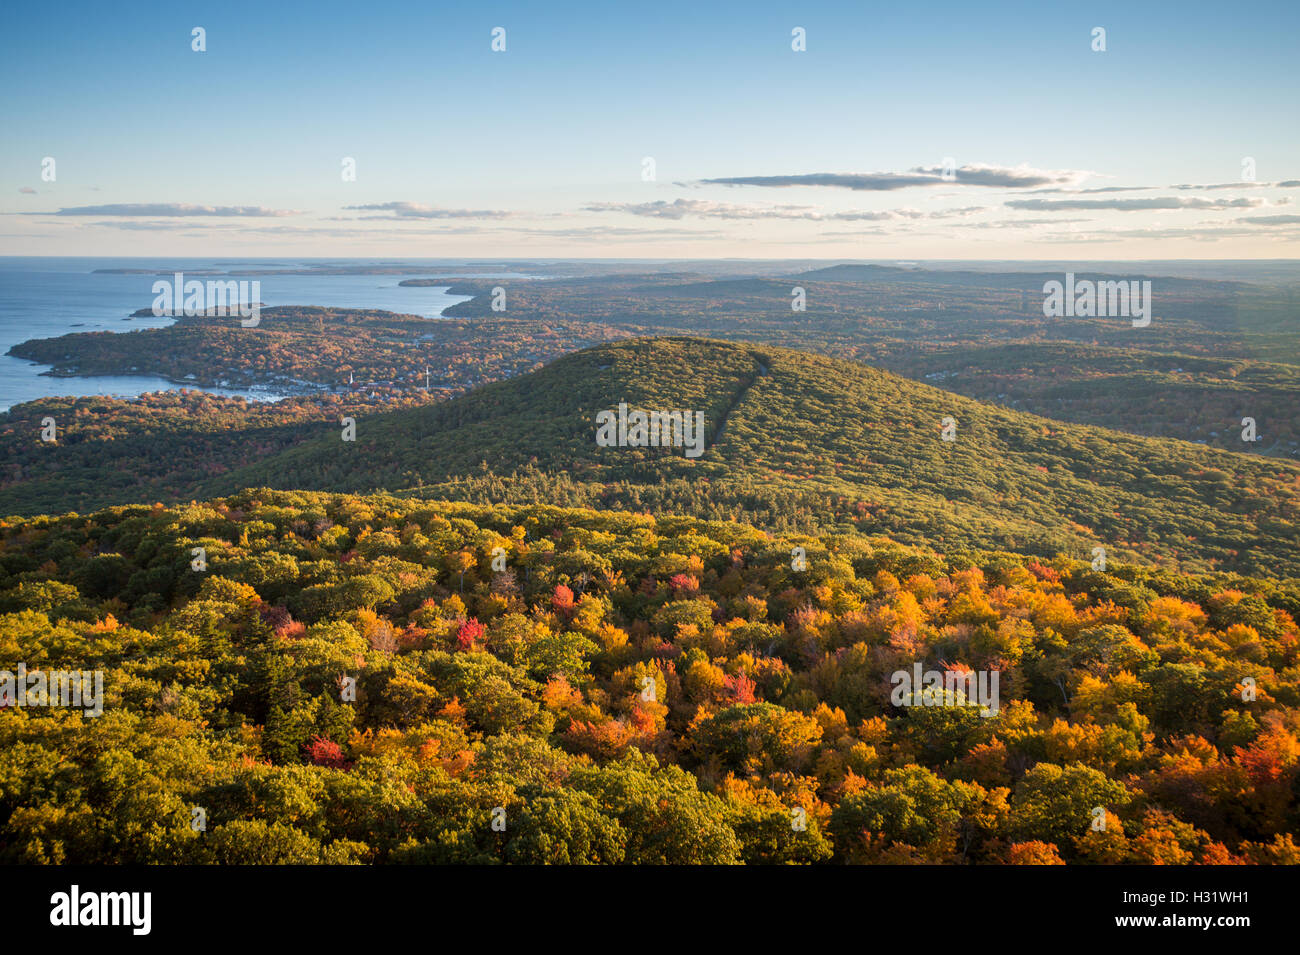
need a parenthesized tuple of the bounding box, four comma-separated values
(207, 337, 1300, 578)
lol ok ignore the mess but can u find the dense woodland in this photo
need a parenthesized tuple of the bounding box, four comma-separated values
(1, 266, 1297, 866)
(0, 391, 430, 516)
(1, 491, 1297, 864)
(212, 338, 1300, 578)
(4, 338, 1297, 578)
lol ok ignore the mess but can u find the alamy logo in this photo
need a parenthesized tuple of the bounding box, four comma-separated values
(890, 663, 1000, 717)
(50, 885, 151, 935)
(595, 402, 706, 458)
(0, 664, 103, 717)
(152, 272, 262, 327)
(1042, 273, 1152, 327)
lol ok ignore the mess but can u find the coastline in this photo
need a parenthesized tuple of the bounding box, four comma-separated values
(0, 271, 478, 408)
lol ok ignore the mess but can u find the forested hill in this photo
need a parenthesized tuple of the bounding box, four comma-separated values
(208, 337, 1300, 578)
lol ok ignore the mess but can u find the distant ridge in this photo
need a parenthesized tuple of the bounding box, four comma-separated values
(794, 263, 1247, 292)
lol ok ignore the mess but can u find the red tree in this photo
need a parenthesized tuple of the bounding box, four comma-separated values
(306, 736, 349, 769)
(552, 584, 575, 616)
(456, 617, 486, 650)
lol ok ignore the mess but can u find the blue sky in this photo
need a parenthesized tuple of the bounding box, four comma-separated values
(3, 0, 1298, 257)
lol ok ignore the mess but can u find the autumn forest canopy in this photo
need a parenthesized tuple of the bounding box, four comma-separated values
(2, 491, 1298, 864)
(1, 264, 1298, 867)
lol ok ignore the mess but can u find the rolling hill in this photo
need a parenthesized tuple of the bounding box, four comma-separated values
(202, 337, 1300, 578)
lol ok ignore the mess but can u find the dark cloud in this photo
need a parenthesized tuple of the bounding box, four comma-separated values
(48, 203, 298, 217)
(699, 172, 932, 191)
(699, 163, 1089, 192)
(1236, 214, 1300, 225)
(1175, 180, 1294, 191)
(910, 164, 1088, 188)
(1026, 185, 1154, 194)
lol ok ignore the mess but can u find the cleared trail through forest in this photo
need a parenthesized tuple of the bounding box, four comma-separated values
(712, 356, 769, 445)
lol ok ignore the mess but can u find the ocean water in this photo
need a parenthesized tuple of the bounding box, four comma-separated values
(0, 258, 495, 411)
